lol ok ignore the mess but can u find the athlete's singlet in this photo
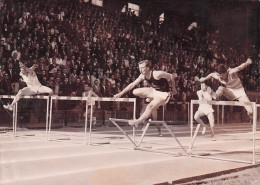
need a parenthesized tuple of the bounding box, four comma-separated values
(218, 70, 243, 89)
(26, 73, 41, 88)
(145, 71, 169, 92)
(197, 89, 214, 114)
(218, 69, 246, 99)
(20, 71, 42, 92)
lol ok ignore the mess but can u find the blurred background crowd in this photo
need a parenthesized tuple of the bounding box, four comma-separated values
(0, 0, 259, 104)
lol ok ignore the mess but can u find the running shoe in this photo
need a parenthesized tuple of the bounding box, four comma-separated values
(3, 104, 13, 111)
(128, 120, 139, 127)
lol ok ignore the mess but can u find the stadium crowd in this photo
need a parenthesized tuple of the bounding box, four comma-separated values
(0, 0, 259, 106)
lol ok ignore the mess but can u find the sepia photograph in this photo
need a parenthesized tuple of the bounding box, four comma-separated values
(0, 0, 259, 184)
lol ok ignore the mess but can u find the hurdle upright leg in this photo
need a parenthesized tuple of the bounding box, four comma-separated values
(190, 100, 194, 138)
(88, 101, 94, 146)
(189, 124, 201, 153)
(252, 102, 257, 164)
(133, 99, 137, 143)
(12, 103, 16, 136)
(84, 101, 88, 145)
(45, 97, 50, 139)
(48, 97, 53, 140)
(222, 105, 224, 126)
(14, 102, 18, 136)
(136, 122, 150, 147)
(109, 118, 137, 147)
(161, 121, 188, 155)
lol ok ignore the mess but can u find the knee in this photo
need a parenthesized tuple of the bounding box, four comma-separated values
(217, 86, 224, 92)
(49, 89, 54, 95)
(146, 103, 156, 112)
(17, 89, 23, 95)
(132, 88, 140, 96)
(247, 111, 253, 116)
(194, 114, 200, 121)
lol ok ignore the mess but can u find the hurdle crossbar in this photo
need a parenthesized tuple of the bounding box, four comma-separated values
(190, 100, 257, 164)
(51, 96, 136, 102)
(49, 96, 136, 144)
(109, 118, 188, 156)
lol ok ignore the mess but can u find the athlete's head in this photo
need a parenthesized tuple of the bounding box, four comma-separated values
(138, 60, 151, 75)
(84, 84, 91, 91)
(216, 64, 228, 80)
(200, 82, 207, 91)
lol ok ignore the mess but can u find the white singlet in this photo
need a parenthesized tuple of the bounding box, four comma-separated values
(197, 89, 214, 115)
(218, 69, 246, 99)
(20, 71, 42, 93)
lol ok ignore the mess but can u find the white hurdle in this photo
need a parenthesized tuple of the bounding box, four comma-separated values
(85, 97, 136, 145)
(17, 95, 50, 137)
(0, 95, 16, 135)
(190, 100, 257, 164)
(49, 96, 89, 141)
(49, 96, 136, 145)
(0, 95, 50, 137)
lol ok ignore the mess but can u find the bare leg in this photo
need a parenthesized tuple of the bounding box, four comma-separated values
(237, 95, 253, 117)
(215, 86, 224, 99)
(151, 107, 162, 136)
(194, 111, 208, 130)
(129, 88, 166, 127)
(138, 99, 164, 123)
(92, 116, 97, 131)
(38, 86, 54, 95)
(11, 87, 34, 107)
(207, 112, 215, 140)
(133, 87, 155, 100)
(3, 87, 34, 111)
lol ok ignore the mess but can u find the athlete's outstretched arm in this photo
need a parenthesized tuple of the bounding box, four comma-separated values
(229, 58, 252, 74)
(199, 72, 219, 83)
(114, 75, 144, 98)
(19, 62, 36, 74)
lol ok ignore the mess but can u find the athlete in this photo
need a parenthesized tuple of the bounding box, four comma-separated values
(114, 60, 177, 127)
(199, 58, 253, 122)
(3, 62, 53, 111)
(82, 85, 100, 131)
(194, 82, 216, 141)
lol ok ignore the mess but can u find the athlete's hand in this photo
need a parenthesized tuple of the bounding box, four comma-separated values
(210, 72, 219, 80)
(199, 77, 206, 83)
(114, 93, 122, 99)
(246, 58, 252, 66)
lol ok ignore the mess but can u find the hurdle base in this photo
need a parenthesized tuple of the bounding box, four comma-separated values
(110, 118, 188, 156)
(136, 147, 184, 157)
(90, 141, 111, 145)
